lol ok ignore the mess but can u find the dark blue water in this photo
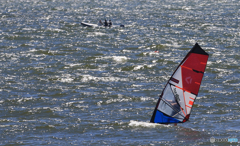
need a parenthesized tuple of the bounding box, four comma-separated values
(0, 0, 239, 145)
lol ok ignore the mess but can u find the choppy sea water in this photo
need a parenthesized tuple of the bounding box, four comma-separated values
(0, 0, 239, 145)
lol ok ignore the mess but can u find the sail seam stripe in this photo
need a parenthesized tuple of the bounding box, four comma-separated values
(183, 91, 188, 115)
(180, 107, 186, 117)
(181, 65, 204, 74)
(174, 85, 197, 96)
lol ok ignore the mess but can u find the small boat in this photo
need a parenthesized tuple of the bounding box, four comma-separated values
(81, 22, 124, 28)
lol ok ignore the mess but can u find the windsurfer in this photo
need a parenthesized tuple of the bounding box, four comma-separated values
(150, 43, 209, 125)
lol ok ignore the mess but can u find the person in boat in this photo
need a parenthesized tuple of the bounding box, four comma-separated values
(98, 20, 103, 26)
(108, 20, 112, 27)
(104, 19, 108, 26)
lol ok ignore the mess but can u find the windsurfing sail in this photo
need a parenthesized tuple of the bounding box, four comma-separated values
(150, 43, 209, 124)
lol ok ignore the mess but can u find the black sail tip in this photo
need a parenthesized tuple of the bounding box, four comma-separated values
(190, 43, 209, 56)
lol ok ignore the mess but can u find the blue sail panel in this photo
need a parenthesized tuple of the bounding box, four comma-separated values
(153, 110, 181, 123)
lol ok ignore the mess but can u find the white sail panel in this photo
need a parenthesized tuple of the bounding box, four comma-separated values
(184, 91, 196, 115)
(171, 85, 186, 116)
(157, 84, 185, 120)
(169, 67, 183, 88)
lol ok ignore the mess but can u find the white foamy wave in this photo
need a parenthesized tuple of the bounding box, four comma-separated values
(129, 120, 170, 127)
(196, 96, 207, 99)
(133, 65, 144, 70)
(64, 63, 82, 69)
(96, 56, 127, 63)
(122, 49, 132, 53)
(22, 27, 37, 31)
(132, 84, 143, 87)
(64, 101, 84, 107)
(58, 74, 74, 83)
(81, 75, 129, 82)
(143, 51, 161, 56)
(60, 78, 74, 83)
(97, 101, 103, 106)
(68, 63, 82, 67)
(133, 64, 156, 70)
(46, 28, 64, 32)
(140, 97, 154, 101)
(212, 51, 222, 57)
(112, 56, 128, 63)
(106, 98, 131, 104)
(152, 60, 158, 63)
(94, 32, 106, 36)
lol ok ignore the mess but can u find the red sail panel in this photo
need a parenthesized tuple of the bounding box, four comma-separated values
(180, 53, 208, 95)
(182, 53, 208, 72)
(181, 65, 204, 95)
